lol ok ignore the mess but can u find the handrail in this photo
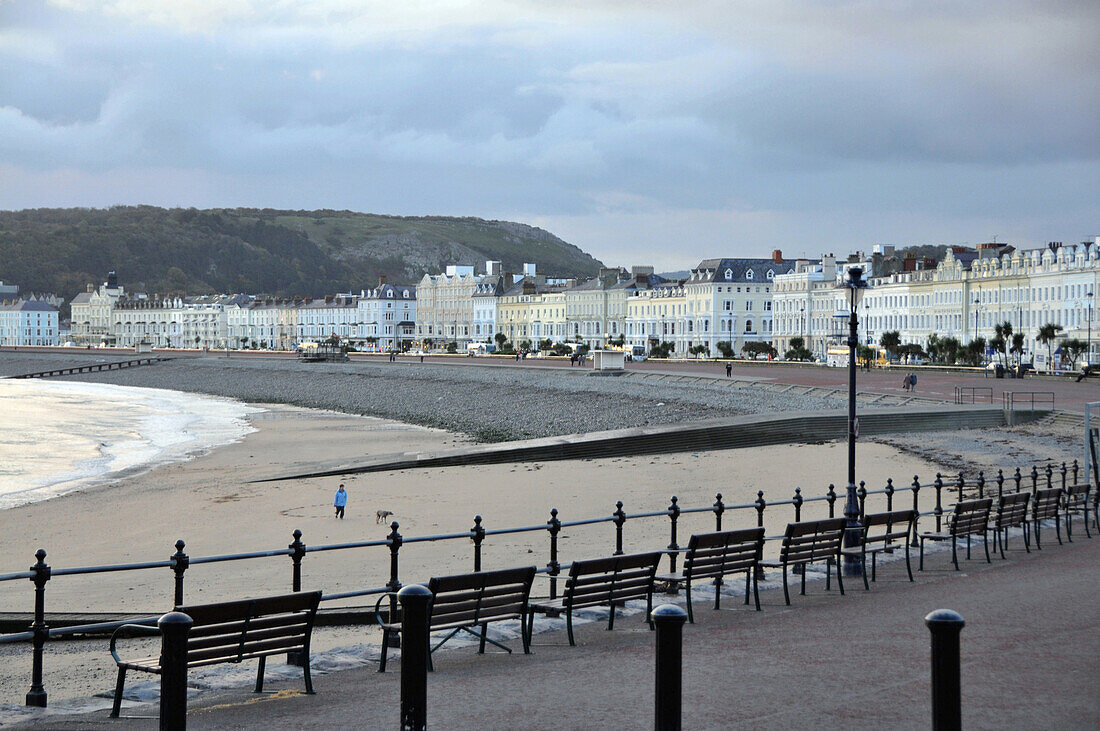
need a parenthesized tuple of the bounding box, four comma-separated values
(0, 456, 1082, 710)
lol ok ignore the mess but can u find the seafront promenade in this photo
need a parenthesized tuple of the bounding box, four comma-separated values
(18, 532, 1098, 730)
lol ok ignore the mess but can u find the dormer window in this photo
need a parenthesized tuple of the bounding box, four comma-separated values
(725, 268, 733, 280)
(746, 270, 754, 280)
(766, 270, 774, 280)
(387, 291, 394, 298)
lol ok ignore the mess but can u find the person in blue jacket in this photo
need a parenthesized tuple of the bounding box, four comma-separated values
(334, 483, 348, 519)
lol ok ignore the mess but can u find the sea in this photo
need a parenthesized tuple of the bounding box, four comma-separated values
(0, 379, 260, 510)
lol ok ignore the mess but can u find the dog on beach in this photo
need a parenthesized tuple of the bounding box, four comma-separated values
(376, 509, 394, 524)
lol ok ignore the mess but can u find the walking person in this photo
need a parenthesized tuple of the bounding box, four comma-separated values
(334, 483, 348, 519)
(908, 373, 917, 392)
(901, 373, 910, 392)
(725, 362, 732, 378)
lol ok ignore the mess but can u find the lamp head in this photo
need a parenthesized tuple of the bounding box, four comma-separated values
(841, 266, 868, 309)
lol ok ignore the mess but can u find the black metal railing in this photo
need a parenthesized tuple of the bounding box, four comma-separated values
(953, 386, 993, 404)
(1001, 391, 1055, 411)
(0, 458, 1084, 708)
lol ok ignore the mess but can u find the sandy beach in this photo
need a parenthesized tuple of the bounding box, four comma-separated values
(0, 400, 961, 711)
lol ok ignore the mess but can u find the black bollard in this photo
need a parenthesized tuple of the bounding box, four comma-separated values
(158, 611, 193, 731)
(653, 604, 688, 731)
(924, 608, 965, 731)
(398, 585, 432, 731)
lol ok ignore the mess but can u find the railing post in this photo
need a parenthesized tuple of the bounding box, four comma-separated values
(1071, 459, 1079, 485)
(547, 509, 561, 600)
(398, 585, 431, 731)
(933, 474, 944, 532)
(471, 516, 485, 572)
(158, 611, 193, 731)
(925, 609, 965, 731)
(613, 502, 626, 556)
(976, 471, 985, 499)
(289, 530, 305, 592)
(1030, 465, 1039, 493)
(754, 491, 767, 581)
(287, 530, 306, 666)
(826, 484, 836, 518)
(996, 469, 1004, 500)
(712, 494, 724, 532)
(652, 604, 688, 731)
(1013, 467, 1022, 492)
(885, 478, 895, 512)
(25, 549, 50, 708)
(386, 522, 403, 627)
(667, 497, 681, 574)
(956, 473, 965, 502)
(1060, 462, 1067, 492)
(857, 481, 867, 522)
(911, 477, 922, 547)
(792, 488, 803, 523)
(171, 540, 188, 607)
(1045, 464, 1053, 491)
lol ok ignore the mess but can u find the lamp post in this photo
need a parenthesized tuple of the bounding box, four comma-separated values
(839, 267, 869, 575)
(1088, 291, 1094, 366)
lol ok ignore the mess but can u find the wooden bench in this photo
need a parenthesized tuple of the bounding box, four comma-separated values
(993, 491, 1031, 558)
(526, 552, 661, 647)
(918, 498, 992, 570)
(656, 528, 765, 621)
(840, 509, 916, 590)
(1032, 487, 1063, 549)
(1063, 483, 1092, 541)
(762, 517, 847, 605)
(110, 591, 321, 718)
(377, 566, 536, 672)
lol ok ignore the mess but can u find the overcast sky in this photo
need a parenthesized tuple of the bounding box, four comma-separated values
(1, 0, 1097, 269)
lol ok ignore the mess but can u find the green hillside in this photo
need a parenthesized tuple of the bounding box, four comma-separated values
(0, 206, 603, 308)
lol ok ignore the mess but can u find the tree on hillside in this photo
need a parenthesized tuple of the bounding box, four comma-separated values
(880, 331, 901, 361)
(1037, 323, 1063, 366)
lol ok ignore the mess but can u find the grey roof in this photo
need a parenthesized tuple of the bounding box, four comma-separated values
(610, 273, 668, 291)
(690, 258, 793, 283)
(0, 300, 58, 312)
(70, 292, 93, 304)
(364, 284, 416, 300)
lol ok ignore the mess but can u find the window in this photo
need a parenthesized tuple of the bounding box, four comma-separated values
(746, 270, 754, 280)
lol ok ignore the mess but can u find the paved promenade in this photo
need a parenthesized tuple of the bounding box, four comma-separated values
(409, 354, 1099, 413)
(26, 532, 1099, 730)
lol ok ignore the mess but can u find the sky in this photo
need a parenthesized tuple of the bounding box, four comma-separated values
(1, 0, 1097, 270)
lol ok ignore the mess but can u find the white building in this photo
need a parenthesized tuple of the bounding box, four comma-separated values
(69, 272, 125, 346)
(297, 294, 358, 344)
(356, 284, 417, 351)
(0, 298, 59, 346)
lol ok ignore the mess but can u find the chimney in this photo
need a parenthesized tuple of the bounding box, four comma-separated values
(772, 249, 783, 264)
(87, 283, 94, 293)
(378, 275, 387, 287)
(107, 271, 118, 289)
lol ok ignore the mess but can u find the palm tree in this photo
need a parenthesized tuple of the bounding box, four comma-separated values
(1010, 333, 1025, 363)
(1036, 323, 1063, 367)
(994, 321, 1013, 364)
(880, 330, 901, 361)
